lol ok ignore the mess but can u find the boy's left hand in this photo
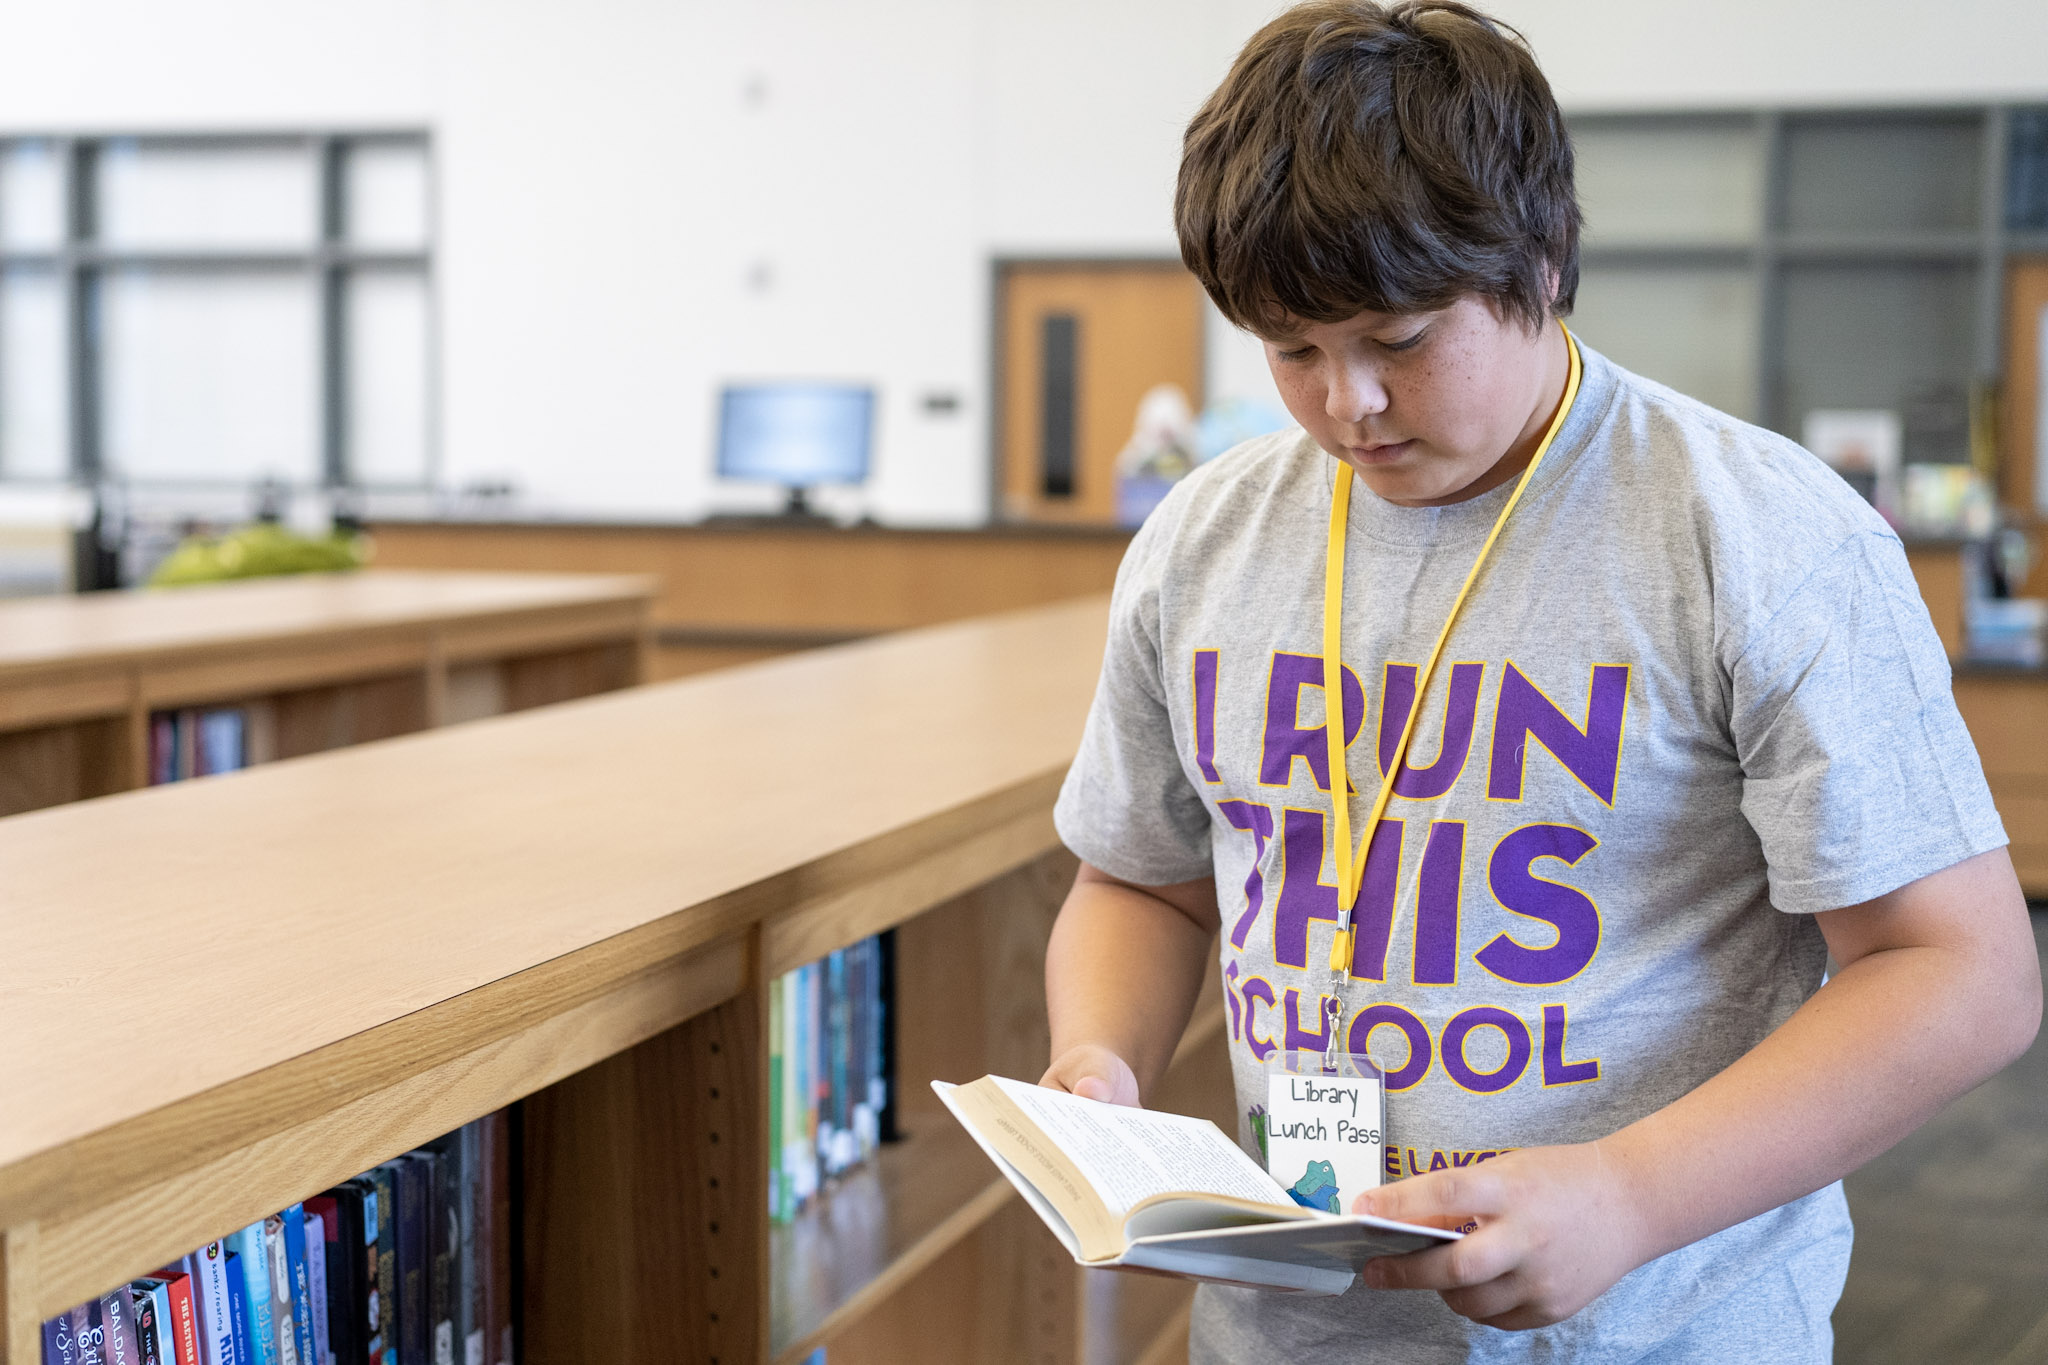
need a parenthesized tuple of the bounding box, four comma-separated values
(1350, 1140, 1650, 1330)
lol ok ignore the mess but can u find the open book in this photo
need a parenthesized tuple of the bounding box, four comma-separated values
(934, 1075, 1457, 1296)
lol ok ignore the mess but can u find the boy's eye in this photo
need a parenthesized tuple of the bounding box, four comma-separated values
(1276, 346, 1315, 363)
(1380, 329, 1427, 353)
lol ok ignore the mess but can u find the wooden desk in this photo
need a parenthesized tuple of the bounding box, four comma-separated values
(0, 595, 1228, 1365)
(363, 520, 1133, 679)
(0, 569, 655, 817)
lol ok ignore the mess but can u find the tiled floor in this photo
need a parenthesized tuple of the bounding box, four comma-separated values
(1833, 909, 2048, 1364)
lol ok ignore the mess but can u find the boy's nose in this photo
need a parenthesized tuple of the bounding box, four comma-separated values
(1324, 364, 1389, 423)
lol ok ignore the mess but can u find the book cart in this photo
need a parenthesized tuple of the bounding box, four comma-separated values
(0, 569, 655, 818)
(0, 596, 1230, 1365)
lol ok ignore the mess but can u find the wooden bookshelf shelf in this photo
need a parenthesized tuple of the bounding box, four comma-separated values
(0, 569, 656, 817)
(770, 1114, 1008, 1363)
(0, 594, 1185, 1365)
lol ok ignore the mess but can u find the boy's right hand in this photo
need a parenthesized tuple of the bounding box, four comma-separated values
(1040, 1044, 1141, 1107)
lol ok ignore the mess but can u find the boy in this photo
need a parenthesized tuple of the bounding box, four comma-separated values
(1041, 3, 2042, 1361)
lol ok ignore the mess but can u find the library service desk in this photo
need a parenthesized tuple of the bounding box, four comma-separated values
(0, 595, 1231, 1365)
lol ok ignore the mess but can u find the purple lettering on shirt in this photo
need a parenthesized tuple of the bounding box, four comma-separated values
(1541, 1003, 1601, 1086)
(1486, 662, 1630, 804)
(1282, 987, 1335, 1052)
(1346, 1003, 1431, 1091)
(1241, 976, 1279, 1060)
(1377, 661, 1484, 798)
(1193, 650, 1222, 783)
(1441, 1006, 1532, 1093)
(1477, 824, 1602, 986)
(1260, 652, 1365, 791)
(1274, 808, 1402, 975)
(1411, 820, 1466, 987)
(1216, 799, 1275, 949)
(1223, 960, 1243, 1042)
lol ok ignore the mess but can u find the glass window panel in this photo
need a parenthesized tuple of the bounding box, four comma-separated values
(102, 270, 318, 483)
(2010, 109, 2048, 232)
(1781, 116, 1982, 237)
(0, 266, 68, 478)
(97, 142, 316, 251)
(1573, 122, 1761, 247)
(1778, 262, 1978, 457)
(0, 141, 65, 251)
(1570, 266, 1759, 421)
(346, 143, 429, 250)
(347, 270, 430, 483)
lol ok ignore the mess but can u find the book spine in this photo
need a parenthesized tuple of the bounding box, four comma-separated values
(221, 1251, 253, 1365)
(483, 1112, 512, 1365)
(283, 1205, 317, 1365)
(368, 1165, 399, 1365)
(128, 1281, 168, 1365)
(261, 1216, 298, 1365)
(233, 1225, 277, 1365)
(100, 1288, 144, 1365)
(394, 1156, 426, 1365)
(458, 1124, 481, 1365)
(70, 1303, 105, 1365)
(768, 973, 784, 1222)
(176, 710, 197, 783)
(302, 1210, 331, 1365)
(192, 1242, 237, 1365)
(149, 714, 174, 786)
(161, 1272, 201, 1365)
(426, 1146, 455, 1365)
(44, 1311, 81, 1365)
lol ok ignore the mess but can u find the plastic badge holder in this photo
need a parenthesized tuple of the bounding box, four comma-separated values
(1253, 1045, 1387, 1218)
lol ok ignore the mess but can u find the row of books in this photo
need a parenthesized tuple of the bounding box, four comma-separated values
(147, 704, 279, 785)
(42, 1111, 514, 1365)
(769, 933, 896, 1222)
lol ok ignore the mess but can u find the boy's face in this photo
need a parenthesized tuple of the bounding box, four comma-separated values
(1261, 296, 1567, 508)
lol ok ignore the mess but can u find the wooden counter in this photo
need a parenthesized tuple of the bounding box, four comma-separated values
(0, 594, 1230, 1365)
(0, 569, 655, 817)
(363, 520, 1133, 678)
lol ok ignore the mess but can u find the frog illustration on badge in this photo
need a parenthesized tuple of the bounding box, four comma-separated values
(1286, 1159, 1341, 1213)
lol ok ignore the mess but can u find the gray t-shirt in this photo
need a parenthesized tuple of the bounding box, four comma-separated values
(1053, 342, 2006, 1364)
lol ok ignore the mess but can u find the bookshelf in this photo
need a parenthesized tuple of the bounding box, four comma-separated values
(0, 595, 1229, 1364)
(0, 569, 655, 817)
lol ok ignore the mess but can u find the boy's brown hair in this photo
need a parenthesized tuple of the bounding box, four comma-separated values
(1176, 0, 1579, 337)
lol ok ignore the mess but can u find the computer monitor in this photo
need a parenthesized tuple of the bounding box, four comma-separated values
(716, 383, 875, 517)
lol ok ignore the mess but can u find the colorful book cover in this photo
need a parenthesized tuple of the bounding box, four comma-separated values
(231, 1225, 277, 1365)
(316, 1181, 373, 1365)
(282, 1204, 317, 1365)
(260, 1216, 298, 1365)
(302, 1209, 330, 1365)
(769, 973, 785, 1222)
(149, 713, 177, 786)
(44, 1310, 81, 1365)
(367, 1165, 400, 1365)
(390, 1156, 428, 1365)
(128, 1280, 171, 1365)
(156, 1270, 202, 1365)
(190, 1241, 237, 1365)
(101, 1288, 145, 1365)
(67, 1303, 105, 1365)
(196, 710, 245, 776)
(222, 1250, 254, 1365)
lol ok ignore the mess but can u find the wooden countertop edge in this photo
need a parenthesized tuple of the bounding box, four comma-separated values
(0, 572, 658, 687)
(0, 763, 1071, 1236)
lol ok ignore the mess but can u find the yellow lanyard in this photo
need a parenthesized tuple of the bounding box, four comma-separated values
(1322, 324, 1582, 977)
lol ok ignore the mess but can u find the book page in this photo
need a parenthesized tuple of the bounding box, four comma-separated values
(988, 1077, 1285, 1217)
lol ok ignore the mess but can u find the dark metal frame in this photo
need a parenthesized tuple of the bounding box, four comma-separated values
(1570, 104, 2048, 435)
(0, 128, 434, 489)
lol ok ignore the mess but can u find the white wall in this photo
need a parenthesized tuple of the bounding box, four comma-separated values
(2, 0, 2046, 523)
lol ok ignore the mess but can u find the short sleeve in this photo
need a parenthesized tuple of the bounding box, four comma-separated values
(1732, 531, 2007, 913)
(1053, 511, 1215, 887)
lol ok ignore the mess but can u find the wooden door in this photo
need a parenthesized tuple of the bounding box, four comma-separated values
(996, 262, 1206, 524)
(2003, 258, 2048, 519)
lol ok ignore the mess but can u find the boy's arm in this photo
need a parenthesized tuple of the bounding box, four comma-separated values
(1355, 846, 2043, 1330)
(1040, 862, 1218, 1107)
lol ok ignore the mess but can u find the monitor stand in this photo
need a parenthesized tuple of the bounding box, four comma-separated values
(702, 487, 836, 527)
